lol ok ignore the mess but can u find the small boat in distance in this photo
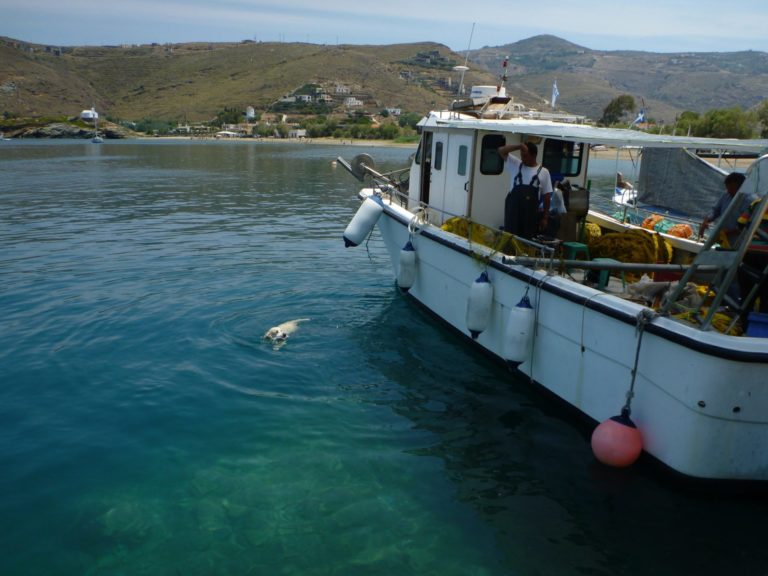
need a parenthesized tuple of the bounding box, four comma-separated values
(337, 84, 768, 482)
(81, 106, 103, 143)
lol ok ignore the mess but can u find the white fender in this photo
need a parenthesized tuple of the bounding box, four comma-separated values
(466, 272, 493, 339)
(503, 294, 535, 368)
(397, 240, 417, 292)
(343, 196, 383, 247)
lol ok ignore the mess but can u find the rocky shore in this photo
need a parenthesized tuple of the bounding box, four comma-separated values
(1, 119, 137, 139)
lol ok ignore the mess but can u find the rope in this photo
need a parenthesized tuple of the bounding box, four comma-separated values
(363, 226, 377, 263)
(623, 308, 657, 415)
(526, 273, 555, 383)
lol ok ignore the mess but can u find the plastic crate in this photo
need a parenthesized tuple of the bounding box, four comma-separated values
(747, 312, 768, 338)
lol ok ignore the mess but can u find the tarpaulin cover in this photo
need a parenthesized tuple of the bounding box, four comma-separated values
(636, 148, 728, 219)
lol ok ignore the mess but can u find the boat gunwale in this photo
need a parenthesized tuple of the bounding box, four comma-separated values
(371, 192, 768, 363)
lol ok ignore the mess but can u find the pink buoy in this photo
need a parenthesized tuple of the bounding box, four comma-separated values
(591, 408, 643, 468)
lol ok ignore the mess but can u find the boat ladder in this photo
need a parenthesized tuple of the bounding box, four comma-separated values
(660, 191, 768, 332)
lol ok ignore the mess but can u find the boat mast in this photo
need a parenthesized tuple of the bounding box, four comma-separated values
(455, 22, 475, 99)
(497, 56, 508, 95)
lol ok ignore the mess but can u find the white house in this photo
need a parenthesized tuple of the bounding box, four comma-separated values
(385, 108, 402, 116)
(335, 84, 351, 95)
(297, 94, 313, 103)
(80, 107, 98, 121)
(344, 97, 363, 107)
(288, 129, 307, 138)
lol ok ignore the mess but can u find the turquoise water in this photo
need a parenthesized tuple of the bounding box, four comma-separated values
(1, 140, 767, 576)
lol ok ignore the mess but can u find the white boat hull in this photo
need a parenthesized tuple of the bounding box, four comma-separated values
(373, 192, 768, 481)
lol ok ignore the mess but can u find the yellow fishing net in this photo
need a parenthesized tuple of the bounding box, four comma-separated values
(587, 229, 673, 282)
(441, 217, 532, 256)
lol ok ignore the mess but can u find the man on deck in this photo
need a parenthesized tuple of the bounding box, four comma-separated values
(498, 141, 553, 239)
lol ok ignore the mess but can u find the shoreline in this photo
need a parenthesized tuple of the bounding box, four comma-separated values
(4, 135, 757, 169)
(145, 135, 418, 148)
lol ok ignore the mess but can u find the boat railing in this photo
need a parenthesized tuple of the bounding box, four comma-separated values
(441, 105, 588, 123)
(338, 151, 614, 272)
(362, 177, 561, 266)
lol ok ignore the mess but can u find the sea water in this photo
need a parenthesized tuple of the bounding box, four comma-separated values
(1, 140, 767, 576)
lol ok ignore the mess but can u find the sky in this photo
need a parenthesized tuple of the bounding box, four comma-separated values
(3, 0, 768, 54)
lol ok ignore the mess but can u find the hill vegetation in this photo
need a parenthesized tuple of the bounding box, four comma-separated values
(2, 34, 767, 136)
(0, 38, 499, 124)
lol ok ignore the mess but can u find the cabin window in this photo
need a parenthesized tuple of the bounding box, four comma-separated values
(480, 134, 505, 175)
(458, 145, 468, 176)
(414, 138, 423, 165)
(543, 139, 583, 179)
(434, 141, 443, 170)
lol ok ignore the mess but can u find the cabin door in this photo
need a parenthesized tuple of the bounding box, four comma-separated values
(441, 133, 473, 224)
(428, 131, 472, 225)
(418, 131, 434, 207)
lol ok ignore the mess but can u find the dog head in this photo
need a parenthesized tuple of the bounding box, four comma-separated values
(265, 327, 288, 342)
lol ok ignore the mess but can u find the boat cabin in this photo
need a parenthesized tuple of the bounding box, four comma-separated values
(407, 112, 590, 241)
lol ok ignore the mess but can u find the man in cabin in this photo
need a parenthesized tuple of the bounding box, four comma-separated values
(698, 172, 752, 246)
(498, 141, 553, 239)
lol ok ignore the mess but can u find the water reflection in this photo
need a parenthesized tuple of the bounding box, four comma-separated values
(359, 293, 768, 575)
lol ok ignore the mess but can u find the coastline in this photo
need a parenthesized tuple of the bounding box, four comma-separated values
(145, 135, 419, 148)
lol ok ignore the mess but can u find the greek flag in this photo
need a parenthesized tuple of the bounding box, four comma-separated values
(632, 108, 646, 125)
(551, 81, 559, 109)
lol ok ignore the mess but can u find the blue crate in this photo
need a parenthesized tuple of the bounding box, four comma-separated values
(747, 312, 768, 338)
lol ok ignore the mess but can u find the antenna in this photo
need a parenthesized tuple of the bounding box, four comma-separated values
(454, 22, 475, 98)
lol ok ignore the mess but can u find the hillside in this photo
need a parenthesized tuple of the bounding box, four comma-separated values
(2, 35, 767, 125)
(471, 35, 768, 121)
(0, 38, 501, 122)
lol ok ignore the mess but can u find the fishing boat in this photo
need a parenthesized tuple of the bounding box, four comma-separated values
(337, 87, 768, 482)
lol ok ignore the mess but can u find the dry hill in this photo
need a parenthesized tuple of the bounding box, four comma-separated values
(472, 35, 768, 122)
(3, 34, 766, 124)
(0, 38, 500, 122)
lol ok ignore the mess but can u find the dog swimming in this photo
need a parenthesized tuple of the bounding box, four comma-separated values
(264, 318, 310, 348)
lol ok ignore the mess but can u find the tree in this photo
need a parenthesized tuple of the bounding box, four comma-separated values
(694, 107, 756, 139)
(214, 107, 243, 125)
(756, 99, 768, 138)
(378, 123, 400, 140)
(600, 95, 636, 126)
(398, 112, 422, 130)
